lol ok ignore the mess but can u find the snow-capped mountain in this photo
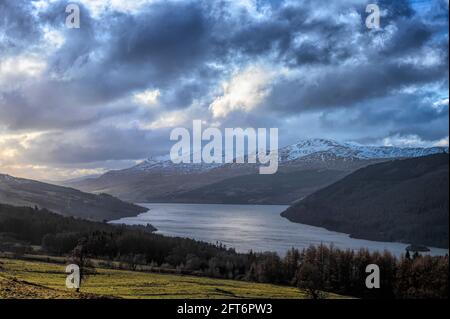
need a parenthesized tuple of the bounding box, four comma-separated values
(278, 138, 448, 162)
(129, 138, 448, 173)
(129, 154, 223, 173)
(67, 138, 448, 204)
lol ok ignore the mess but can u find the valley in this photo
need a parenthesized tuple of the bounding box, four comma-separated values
(64, 139, 448, 204)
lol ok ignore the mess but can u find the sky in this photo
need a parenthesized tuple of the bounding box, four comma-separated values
(0, 0, 448, 181)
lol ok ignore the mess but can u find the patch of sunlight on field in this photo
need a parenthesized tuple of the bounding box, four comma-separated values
(0, 258, 346, 299)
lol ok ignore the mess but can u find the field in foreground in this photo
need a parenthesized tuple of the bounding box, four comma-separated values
(0, 258, 346, 299)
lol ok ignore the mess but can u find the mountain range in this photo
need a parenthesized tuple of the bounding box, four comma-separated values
(65, 139, 448, 204)
(281, 153, 449, 248)
(1, 138, 448, 247)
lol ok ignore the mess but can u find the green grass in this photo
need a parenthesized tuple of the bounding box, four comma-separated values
(0, 258, 346, 299)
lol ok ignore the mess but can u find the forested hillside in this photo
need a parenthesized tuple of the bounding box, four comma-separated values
(282, 154, 449, 248)
(0, 174, 147, 221)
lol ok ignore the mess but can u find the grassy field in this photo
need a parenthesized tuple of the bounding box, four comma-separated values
(0, 258, 346, 299)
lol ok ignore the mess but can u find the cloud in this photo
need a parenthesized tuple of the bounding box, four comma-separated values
(134, 89, 161, 108)
(0, 0, 42, 55)
(382, 134, 449, 148)
(143, 110, 188, 129)
(434, 136, 450, 147)
(432, 98, 449, 112)
(266, 56, 447, 113)
(0, 0, 448, 179)
(0, 55, 47, 90)
(209, 65, 275, 118)
(16, 126, 170, 165)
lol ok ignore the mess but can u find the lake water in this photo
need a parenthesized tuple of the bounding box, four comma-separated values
(110, 203, 449, 257)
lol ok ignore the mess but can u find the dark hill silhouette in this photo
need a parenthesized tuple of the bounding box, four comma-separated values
(281, 154, 449, 248)
(0, 173, 147, 221)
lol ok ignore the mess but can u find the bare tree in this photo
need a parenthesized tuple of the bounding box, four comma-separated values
(296, 262, 326, 299)
(69, 239, 95, 292)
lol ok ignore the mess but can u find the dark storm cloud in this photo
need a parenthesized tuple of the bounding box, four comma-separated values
(341, 93, 448, 141)
(3, 0, 445, 116)
(379, 18, 433, 56)
(39, 1, 99, 75)
(107, 2, 211, 80)
(0, 1, 225, 129)
(265, 2, 447, 112)
(0, 0, 448, 170)
(266, 57, 448, 112)
(224, 1, 359, 65)
(0, 0, 42, 55)
(378, 0, 415, 20)
(18, 126, 172, 165)
(0, 80, 142, 131)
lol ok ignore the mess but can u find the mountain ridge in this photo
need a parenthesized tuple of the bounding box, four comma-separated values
(126, 138, 449, 174)
(65, 138, 448, 204)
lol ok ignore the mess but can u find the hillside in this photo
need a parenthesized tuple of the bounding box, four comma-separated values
(0, 173, 147, 221)
(0, 273, 106, 299)
(281, 154, 449, 248)
(65, 139, 447, 204)
(0, 258, 340, 299)
(168, 169, 348, 204)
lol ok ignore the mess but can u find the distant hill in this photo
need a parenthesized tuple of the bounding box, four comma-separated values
(0, 174, 147, 221)
(281, 154, 449, 248)
(167, 169, 348, 204)
(65, 139, 448, 204)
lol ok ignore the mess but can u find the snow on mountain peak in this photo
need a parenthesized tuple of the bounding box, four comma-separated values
(132, 153, 223, 173)
(280, 138, 448, 162)
(130, 138, 448, 172)
(279, 138, 344, 161)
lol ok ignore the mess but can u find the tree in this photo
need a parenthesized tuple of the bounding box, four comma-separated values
(296, 262, 326, 299)
(284, 248, 300, 283)
(68, 239, 94, 292)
